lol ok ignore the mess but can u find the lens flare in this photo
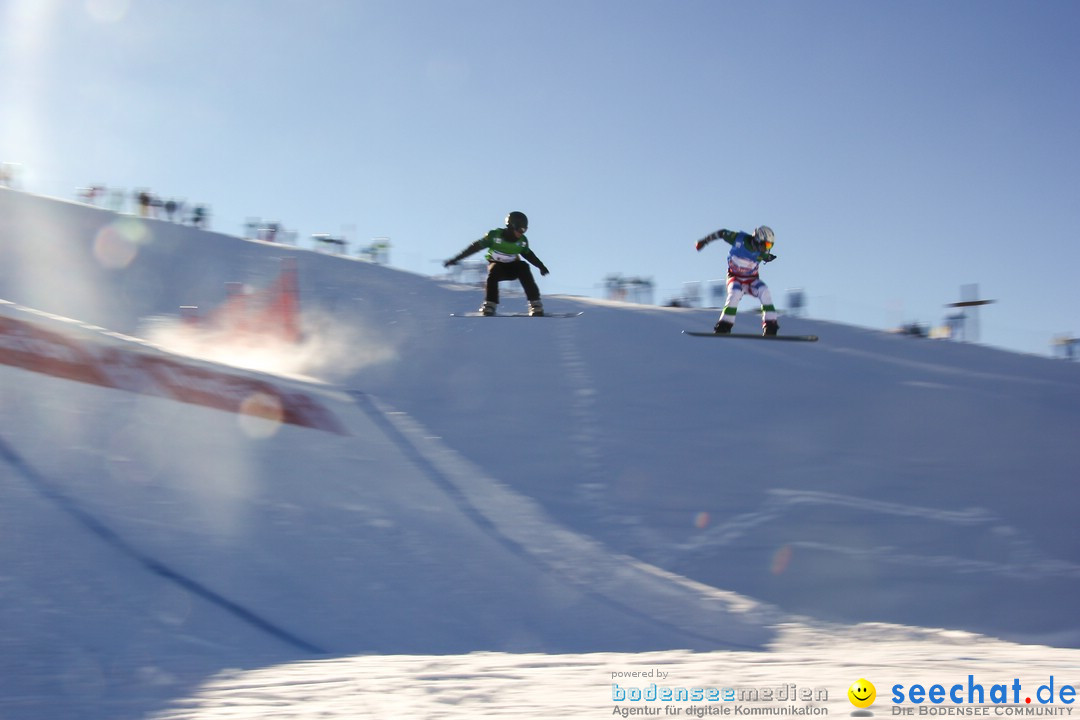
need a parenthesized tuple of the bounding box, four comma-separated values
(93, 218, 148, 269)
(771, 544, 793, 575)
(237, 391, 284, 438)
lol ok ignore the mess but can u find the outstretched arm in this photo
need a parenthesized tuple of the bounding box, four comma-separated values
(443, 238, 486, 267)
(522, 249, 549, 276)
(694, 229, 738, 251)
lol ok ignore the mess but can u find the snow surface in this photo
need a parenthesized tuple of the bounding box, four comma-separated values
(1, 188, 1079, 719)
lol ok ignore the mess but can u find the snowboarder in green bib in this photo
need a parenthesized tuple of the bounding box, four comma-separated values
(444, 211, 550, 316)
(695, 225, 779, 335)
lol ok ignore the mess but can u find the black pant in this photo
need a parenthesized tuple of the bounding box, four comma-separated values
(486, 260, 540, 303)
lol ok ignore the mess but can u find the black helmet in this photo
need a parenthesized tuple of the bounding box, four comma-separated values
(505, 211, 528, 233)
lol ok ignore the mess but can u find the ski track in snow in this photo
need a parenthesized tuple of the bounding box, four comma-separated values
(350, 390, 775, 651)
(553, 320, 610, 521)
(676, 488, 1080, 581)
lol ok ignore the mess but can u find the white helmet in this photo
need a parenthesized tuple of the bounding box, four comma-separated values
(754, 226, 775, 246)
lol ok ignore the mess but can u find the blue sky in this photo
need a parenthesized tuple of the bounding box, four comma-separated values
(2, 0, 1078, 355)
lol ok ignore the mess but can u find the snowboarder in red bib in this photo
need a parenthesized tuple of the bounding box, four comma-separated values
(444, 211, 550, 316)
(695, 225, 779, 335)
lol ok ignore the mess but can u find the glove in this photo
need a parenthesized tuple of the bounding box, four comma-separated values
(762, 253, 777, 263)
(443, 258, 457, 268)
(695, 239, 709, 251)
(538, 263, 550, 276)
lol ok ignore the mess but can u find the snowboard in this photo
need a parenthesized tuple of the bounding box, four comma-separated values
(683, 330, 818, 342)
(451, 311, 584, 318)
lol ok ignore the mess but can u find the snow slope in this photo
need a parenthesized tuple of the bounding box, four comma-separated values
(1, 189, 1079, 719)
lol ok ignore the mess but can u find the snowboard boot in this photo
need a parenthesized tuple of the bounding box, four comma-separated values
(714, 320, 734, 334)
(528, 300, 544, 317)
(479, 300, 497, 316)
(763, 320, 780, 336)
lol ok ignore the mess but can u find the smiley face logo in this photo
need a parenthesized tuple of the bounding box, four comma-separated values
(848, 679, 876, 709)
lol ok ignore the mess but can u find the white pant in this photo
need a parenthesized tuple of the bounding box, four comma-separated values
(720, 276, 777, 325)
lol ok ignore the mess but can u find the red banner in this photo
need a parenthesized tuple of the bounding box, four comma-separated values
(0, 310, 347, 435)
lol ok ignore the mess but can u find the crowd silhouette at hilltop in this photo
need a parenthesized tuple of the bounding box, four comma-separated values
(77, 184, 211, 228)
